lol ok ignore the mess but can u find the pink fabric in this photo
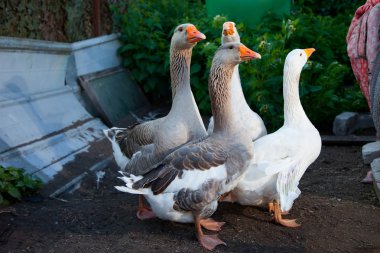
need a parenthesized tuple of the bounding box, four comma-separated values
(346, 0, 380, 109)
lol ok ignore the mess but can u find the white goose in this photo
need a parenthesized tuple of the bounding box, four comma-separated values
(208, 21, 267, 141)
(225, 48, 322, 227)
(116, 42, 261, 250)
(104, 24, 207, 219)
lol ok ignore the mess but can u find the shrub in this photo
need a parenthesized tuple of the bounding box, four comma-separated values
(0, 165, 42, 206)
(111, 0, 367, 131)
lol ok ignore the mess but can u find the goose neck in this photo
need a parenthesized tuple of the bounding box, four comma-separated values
(170, 46, 192, 98)
(283, 65, 308, 126)
(209, 63, 237, 133)
(230, 65, 249, 108)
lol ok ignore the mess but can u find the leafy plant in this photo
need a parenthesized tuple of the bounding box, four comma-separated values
(0, 165, 42, 206)
(112, 0, 207, 102)
(111, 0, 368, 131)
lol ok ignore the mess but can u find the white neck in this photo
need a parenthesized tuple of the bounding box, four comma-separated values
(230, 65, 250, 110)
(283, 65, 310, 126)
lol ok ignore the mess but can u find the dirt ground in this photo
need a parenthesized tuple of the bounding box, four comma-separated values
(1, 145, 379, 253)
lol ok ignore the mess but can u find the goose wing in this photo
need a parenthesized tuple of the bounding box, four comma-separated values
(132, 139, 228, 195)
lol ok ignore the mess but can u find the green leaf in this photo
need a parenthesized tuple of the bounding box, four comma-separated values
(190, 63, 201, 75)
(8, 186, 21, 200)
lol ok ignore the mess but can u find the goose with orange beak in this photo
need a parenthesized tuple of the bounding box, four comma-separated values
(116, 42, 261, 251)
(223, 48, 322, 228)
(208, 21, 267, 143)
(104, 23, 207, 220)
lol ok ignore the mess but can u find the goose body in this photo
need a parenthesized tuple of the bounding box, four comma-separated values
(207, 22, 267, 141)
(104, 23, 207, 173)
(227, 49, 322, 226)
(116, 42, 261, 250)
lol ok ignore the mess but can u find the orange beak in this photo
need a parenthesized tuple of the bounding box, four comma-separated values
(223, 22, 235, 36)
(187, 25, 206, 43)
(239, 45, 261, 61)
(303, 48, 316, 59)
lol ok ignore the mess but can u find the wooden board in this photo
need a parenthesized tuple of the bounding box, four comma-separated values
(78, 67, 150, 126)
(321, 135, 376, 145)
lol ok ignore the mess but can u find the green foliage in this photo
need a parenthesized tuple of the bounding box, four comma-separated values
(0, 165, 42, 206)
(111, 0, 367, 131)
(111, 0, 210, 101)
(238, 14, 367, 130)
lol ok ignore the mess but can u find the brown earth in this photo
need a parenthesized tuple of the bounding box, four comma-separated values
(1, 144, 380, 253)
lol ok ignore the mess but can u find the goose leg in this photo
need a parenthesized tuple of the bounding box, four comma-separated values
(269, 202, 289, 215)
(199, 218, 226, 231)
(136, 195, 156, 220)
(194, 215, 227, 251)
(270, 200, 300, 228)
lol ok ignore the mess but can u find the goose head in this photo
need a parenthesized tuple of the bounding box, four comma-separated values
(171, 23, 206, 49)
(221, 21, 240, 44)
(210, 42, 261, 132)
(214, 42, 261, 67)
(284, 48, 316, 74)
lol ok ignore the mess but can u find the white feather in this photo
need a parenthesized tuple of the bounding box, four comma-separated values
(103, 128, 130, 169)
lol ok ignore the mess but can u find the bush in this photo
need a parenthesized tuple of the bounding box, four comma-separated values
(0, 165, 42, 206)
(111, 0, 367, 131)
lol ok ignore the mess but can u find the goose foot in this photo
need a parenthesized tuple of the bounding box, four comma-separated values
(136, 195, 156, 220)
(269, 200, 300, 228)
(195, 216, 227, 251)
(281, 210, 290, 215)
(278, 218, 300, 227)
(200, 218, 225, 231)
(198, 233, 227, 251)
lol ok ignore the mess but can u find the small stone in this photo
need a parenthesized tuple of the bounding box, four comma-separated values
(356, 113, 374, 129)
(333, 112, 359, 136)
(362, 141, 380, 164)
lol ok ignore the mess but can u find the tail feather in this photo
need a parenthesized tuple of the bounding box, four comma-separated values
(103, 128, 130, 170)
(115, 171, 148, 195)
(115, 186, 145, 194)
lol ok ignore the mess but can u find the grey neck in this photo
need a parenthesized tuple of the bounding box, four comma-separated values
(170, 46, 192, 99)
(209, 63, 236, 134)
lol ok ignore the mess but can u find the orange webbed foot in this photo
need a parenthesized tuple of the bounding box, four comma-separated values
(136, 195, 156, 220)
(270, 200, 301, 228)
(198, 234, 227, 251)
(200, 218, 226, 231)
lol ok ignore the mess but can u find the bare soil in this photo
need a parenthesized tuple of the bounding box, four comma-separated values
(1, 145, 380, 253)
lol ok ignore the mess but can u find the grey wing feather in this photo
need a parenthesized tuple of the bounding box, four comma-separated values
(132, 140, 228, 195)
(117, 118, 164, 158)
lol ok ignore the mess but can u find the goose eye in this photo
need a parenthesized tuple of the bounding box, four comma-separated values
(178, 27, 183, 32)
(229, 46, 233, 49)
(300, 53, 303, 56)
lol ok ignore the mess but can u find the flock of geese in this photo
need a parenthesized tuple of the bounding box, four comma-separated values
(103, 22, 322, 251)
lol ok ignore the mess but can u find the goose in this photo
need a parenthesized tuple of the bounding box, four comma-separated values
(207, 21, 267, 141)
(115, 42, 261, 250)
(224, 48, 321, 227)
(104, 23, 207, 219)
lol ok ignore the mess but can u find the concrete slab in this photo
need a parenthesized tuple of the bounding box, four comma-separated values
(322, 135, 376, 145)
(362, 141, 380, 164)
(370, 158, 380, 202)
(0, 118, 106, 182)
(0, 35, 118, 184)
